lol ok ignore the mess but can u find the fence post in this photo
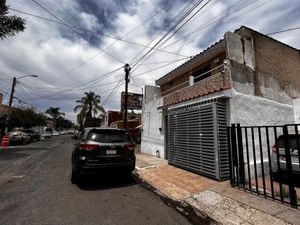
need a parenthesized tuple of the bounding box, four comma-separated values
(227, 127, 233, 185)
(237, 123, 246, 185)
(283, 125, 297, 208)
(230, 124, 238, 185)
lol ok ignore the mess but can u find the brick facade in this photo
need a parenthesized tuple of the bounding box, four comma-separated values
(0, 104, 9, 115)
(159, 26, 300, 108)
(163, 71, 231, 106)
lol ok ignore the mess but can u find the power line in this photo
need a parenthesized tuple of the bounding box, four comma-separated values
(129, 0, 200, 66)
(152, 0, 267, 56)
(267, 26, 300, 36)
(139, 57, 192, 65)
(17, 66, 124, 101)
(15, 5, 188, 85)
(31, 0, 124, 64)
(10, 8, 190, 59)
(132, 57, 192, 77)
(130, 0, 210, 74)
(9, 8, 190, 85)
(131, 0, 212, 72)
(102, 75, 125, 106)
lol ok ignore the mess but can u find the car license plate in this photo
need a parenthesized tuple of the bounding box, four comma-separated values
(106, 150, 117, 155)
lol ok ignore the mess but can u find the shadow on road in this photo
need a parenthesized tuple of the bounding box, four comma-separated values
(76, 173, 136, 191)
(0, 151, 30, 161)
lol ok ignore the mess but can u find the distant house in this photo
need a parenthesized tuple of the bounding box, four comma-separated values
(141, 26, 300, 180)
(0, 93, 9, 116)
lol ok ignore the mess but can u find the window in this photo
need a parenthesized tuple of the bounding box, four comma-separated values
(194, 65, 211, 83)
(88, 129, 131, 143)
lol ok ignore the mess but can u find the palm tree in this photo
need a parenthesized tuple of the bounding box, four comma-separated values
(0, 0, 26, 39)
(45, 107, 65, 130)
(76, 110, 86, 130)
(74, 91, 105, 128)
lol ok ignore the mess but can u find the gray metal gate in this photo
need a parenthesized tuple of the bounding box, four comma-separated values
(168, 99, 229, 180)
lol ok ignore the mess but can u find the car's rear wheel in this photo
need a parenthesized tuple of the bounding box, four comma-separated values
(71, 164, 80, 184)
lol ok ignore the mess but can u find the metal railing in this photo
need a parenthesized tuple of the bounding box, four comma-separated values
(227, 124, 300, 208)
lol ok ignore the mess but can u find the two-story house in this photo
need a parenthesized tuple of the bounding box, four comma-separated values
(141, 26, 300, 180)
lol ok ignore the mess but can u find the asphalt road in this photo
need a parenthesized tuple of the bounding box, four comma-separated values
(0, 135, 192, 225)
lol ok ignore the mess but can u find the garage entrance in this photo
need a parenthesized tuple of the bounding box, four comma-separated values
(167, 99, 229, 180)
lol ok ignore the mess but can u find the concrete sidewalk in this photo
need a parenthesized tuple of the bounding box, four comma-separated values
(134, 153, 300, 225)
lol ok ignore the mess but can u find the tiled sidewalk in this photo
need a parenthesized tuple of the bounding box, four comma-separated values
(135, 153, 300, 225)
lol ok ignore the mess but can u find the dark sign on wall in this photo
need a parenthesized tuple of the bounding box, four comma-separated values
(121, 92, 143, 110)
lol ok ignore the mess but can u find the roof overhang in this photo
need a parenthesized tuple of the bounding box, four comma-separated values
(155, 39, 226, 86)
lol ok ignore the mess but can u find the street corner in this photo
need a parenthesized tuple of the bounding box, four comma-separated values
(184, 190, 292, 225)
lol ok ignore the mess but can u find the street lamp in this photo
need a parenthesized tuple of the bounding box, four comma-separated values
(124, 64, 131, 130)
(17, 74, 38, 79)
(4, 74, 38, 134)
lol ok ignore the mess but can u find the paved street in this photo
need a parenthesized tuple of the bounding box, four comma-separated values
(0, 135, 192, 225)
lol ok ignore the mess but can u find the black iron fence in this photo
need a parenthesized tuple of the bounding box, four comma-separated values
(227, 124, 300, 208)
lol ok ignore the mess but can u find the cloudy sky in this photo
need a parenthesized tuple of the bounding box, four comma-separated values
(0, 0, 299, 122)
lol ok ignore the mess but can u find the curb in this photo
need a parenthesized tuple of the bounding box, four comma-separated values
(132, 171, 220, 225)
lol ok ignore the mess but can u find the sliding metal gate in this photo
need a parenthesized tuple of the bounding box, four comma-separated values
(168, 99, 229, 180)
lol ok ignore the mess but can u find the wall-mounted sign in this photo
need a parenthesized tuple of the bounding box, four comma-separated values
(121, 92, 143, 110)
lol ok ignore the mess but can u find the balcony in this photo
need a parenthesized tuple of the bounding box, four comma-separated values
(163, 71, 231, 107)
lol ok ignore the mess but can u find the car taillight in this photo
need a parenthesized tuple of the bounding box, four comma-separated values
(79, 144, 98, 151)
(124, 144, 135, 151)
(272, 144, 277, 153)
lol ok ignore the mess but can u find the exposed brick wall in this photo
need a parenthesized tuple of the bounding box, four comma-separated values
(163, 71, 231, 106)
(0, 104, 9, 115)
(254, 33, 300, 98)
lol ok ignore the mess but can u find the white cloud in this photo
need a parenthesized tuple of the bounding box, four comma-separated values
(1, 0, 299, 123)
(79, 12, 98, 30)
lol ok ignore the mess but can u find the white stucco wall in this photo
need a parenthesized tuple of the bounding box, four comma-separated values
(141, 96, 165, 158)
(229, 89, 294, 126)
(229, 89, 295, 178)
(294, 98, 300, 124)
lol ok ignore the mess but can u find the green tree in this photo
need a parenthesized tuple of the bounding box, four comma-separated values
(57, 116, 73, 129)
(0, 0, 26, 39)
(7, 107, 47, 130)
(74, 91, 105, 128)
(45, 107, 65, 130)
(76, 110, 86, 131)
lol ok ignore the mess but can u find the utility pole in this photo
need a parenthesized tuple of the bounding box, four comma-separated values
(4, 77, 16, 134)
(124, 64, 131, 130)
(3, 75, 38, 134)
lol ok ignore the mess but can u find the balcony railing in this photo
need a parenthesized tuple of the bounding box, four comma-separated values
(163, 65, 231, 107)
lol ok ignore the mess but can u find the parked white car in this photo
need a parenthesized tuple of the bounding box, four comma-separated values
(41, 131, 52, 139)
(8, 131, 31, 145)
(52, 130, 60, 136)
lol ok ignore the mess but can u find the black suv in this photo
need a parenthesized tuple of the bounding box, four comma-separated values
(71, 127, 136, 183)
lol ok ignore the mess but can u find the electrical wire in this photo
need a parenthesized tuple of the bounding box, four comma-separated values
(129, 0, 201, 66)
(10, 8, 190, 59)
(10, 7, 189, 87)
(152, 0, 268, 56)
(132, 57, 192, 77)
(131, 0, 212, 73)
(267, 26, 300, 36)
(16, 66, 124, 101)
(139, 57, 192, 65)
(102, 75, 125, 106)
(31, 0, 124, 64)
